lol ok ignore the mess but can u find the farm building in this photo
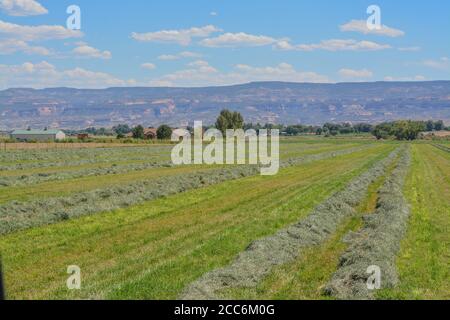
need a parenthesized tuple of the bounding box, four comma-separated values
(10, 129, 66, 142)
(77, 133, 89, 140)
(144, 128, 157, 139)
(124, 128, 157, 139)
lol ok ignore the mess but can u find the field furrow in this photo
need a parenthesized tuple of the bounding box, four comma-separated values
(377, 144, 450, 299)
(0, 144, 372, 235)
(0, 142, 358, 187)
(0, 144, 392, 299)
(324, 147, 411, 299)
(180, 147, 401, 299)
(224, 155, 399, 300)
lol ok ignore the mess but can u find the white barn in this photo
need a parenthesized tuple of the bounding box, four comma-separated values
(10, 129, 66, 142)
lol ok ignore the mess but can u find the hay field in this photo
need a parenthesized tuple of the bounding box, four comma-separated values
(0, 139, 447, 300)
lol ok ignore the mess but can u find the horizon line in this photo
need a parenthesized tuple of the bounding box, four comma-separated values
(2, 79, 450, 91)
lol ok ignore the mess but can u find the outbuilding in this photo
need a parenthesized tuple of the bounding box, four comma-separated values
(10, 129, 66, 142)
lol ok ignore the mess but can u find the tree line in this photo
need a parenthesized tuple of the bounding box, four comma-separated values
(371, 120, 445, 140)
(67, 110, 448, 141)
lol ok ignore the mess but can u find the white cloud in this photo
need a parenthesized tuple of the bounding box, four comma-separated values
(1, 60, 331, 89)
(0, 20, 82, 58)
(340, 20, 405, 37)
(423, 57, 449, 70)
(398, 46, 421, 52)
(72, 44, 111, 59)
(384, 75, 426, 82)
(0, 38, 50, 55)
(157, 54, 179, 61)
(179, 51, 202, 58)
(276, 39, 391, 52)
(141, 63, 156, 70)
(0, 61, 128, 89)
(210, 11, 217, 16)
(187, 59, 217, 73)
(157, 51, 202, 60)
(0, 20, 83, 42)
(201, 32, 277, 47)
(0, 0, 47, 16)
(338, 68, 373, 79)
(131, 25, 221, 45)
(274, 40, 294, 50)
(149, 61, 330, 87)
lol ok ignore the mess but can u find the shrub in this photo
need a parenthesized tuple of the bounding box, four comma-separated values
(157, 125, 172, 140)
(132, 125, 145, 139)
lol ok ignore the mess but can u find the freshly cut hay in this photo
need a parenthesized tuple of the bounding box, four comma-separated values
(0, 145, 173, 171)
(0, 145, 372, 235)
(0, 161, 175, 188)
(323, 147, 411, 300)
(179, 148, 402, 300)
(432, 144, 450, 153)
(0, 145, 370, 188)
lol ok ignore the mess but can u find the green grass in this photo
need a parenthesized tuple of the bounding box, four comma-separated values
(0, 144, 392, 300)
(0, 142, 360, 203)
(0, 165, 216, 203)
(377, 144, 450, 299)
(223, 155, 398, 300)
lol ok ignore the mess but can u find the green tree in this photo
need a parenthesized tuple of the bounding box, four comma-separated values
(113, 124, 131, 135)
(374, 120, 426, 140)
(372, 123, 392, 140)
(426, 120, 434, 132)
(232, 112, 244, 129)
(390, 120, 424, 140)
(434, 120, 444, 131)
(132, 125, 145, 139)
(215, 109, 244, 135)
(157, 125, 172, 140)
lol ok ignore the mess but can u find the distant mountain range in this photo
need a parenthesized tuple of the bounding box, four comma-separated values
(1, 81, 450, 130)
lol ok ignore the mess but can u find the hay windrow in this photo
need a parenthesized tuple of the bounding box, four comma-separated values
(0, 161, 175, 188)
(0, 146, 173, 171)
(323, 146, 411, 300)
(0, 144, 366, 187)
(432, 144, 450, 153)
(179, 147, 402, 300)
(0, 145, 373, 236)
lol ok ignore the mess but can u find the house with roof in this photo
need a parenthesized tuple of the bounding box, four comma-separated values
(125, 127, 157, 139)
(10, 129, 66, 142)
(144, 128, 157, 139)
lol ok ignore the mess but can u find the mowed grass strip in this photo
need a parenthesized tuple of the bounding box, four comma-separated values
(0, 165, 215, 204)
(377, 144, 450, 299)
(278, 142, 360, 159)
(0, 159, 153, 177)
(0, 144, 392, 300)
(0, 143, 359, 204)
(1, 142, 355, 179)
(224, 156, 398, 300)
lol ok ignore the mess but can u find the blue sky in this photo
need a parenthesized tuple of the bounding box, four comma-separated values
(0, 0, 449, 88)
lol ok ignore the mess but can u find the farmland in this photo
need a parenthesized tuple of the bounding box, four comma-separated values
(0, 139, 448, 300)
